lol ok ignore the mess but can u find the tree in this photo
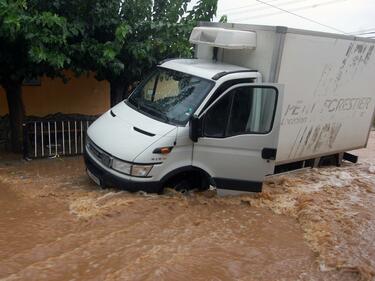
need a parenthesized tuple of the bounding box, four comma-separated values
(34, 0, 219, 106)
(109, 0, 219, 105)
(0, 0, 70, 152)
(30, 0, 129, 105)
(1, 0, 218, 153)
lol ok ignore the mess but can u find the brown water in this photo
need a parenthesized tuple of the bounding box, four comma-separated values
(0, 133, 374, 281)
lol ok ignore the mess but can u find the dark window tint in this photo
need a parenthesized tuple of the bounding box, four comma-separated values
(203, 94, 231, 137)
(227, 88, 252, 135)
(202, 86, 278, 138)
(227, 87, 277, 135)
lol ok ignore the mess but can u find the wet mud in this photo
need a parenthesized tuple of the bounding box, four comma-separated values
(0, 133, 374, 281)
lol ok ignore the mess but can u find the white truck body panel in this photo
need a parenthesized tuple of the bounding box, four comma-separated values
(195, 23, 375, 164)
(277, 33, 375, 163)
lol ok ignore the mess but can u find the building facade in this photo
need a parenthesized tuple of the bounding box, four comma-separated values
(0, 71, 110, 151)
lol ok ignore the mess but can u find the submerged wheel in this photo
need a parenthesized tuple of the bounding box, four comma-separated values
(163, 171, 210, 194)
(170, 179, 192, 194)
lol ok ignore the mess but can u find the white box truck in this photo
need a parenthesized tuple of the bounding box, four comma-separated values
(84, 22, 375, 193)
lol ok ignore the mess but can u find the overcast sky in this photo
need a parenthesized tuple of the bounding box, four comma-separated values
(212, 0, 375, 36)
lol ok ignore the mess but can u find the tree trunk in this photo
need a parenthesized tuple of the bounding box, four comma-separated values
(3, 80, 25, 153)
(109, 79, 129, 107)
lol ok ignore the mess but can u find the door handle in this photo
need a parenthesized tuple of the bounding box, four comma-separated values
(262, 148, 277, 160)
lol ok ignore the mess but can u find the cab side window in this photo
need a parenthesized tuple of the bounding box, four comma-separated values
(228, 87, 277, 135)
(203, 94, 231, 137)
(203, 86, 277, 137)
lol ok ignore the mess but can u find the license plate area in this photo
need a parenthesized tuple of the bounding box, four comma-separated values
(87, 168, 101, 186)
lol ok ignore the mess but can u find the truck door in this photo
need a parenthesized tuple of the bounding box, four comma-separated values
(192, 83, 284, 192)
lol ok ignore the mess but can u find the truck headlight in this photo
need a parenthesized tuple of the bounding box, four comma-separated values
(131, 165, 153, 177)
(111, 158, 131, 175)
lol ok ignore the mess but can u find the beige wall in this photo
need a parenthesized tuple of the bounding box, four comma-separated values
(0, 71, 110, 116)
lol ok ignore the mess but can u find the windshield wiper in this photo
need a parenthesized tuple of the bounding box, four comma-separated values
(139, 103, 170, 124)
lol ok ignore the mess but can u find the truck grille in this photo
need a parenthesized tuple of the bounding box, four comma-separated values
(87, 139, 112, 167)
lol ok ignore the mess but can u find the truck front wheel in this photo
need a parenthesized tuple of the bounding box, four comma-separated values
(163, 170, 210, 193)
(169, 179, 192, 193)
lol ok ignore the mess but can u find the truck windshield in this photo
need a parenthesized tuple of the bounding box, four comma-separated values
(127, 68, 214, 126)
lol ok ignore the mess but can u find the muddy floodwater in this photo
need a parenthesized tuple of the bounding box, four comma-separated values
(1, 133, 375, 281)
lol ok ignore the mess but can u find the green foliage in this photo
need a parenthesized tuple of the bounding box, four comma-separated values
(29, 0, 130, 79)
(0, 0, 70, 83)
(112, 0, 218, 86)
(1, 0, 218, 92)
(0, 0, 74, 152)
(31, 0, 218, 88)
(0, 0, 218, 151)
(219, 15, 228, 23)
(185, 0, 218, 22)
(0, 0, 25, 38)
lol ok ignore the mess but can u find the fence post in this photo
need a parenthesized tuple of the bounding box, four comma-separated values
(22, 123, 29, 160)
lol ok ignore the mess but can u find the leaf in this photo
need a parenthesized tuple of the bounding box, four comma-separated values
(103, 47, 116, 61)
(115, 23, 130, 42)
(219, 15, 228, 23)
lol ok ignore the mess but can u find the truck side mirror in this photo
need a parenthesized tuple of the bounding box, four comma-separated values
(189, 115, 201, 142)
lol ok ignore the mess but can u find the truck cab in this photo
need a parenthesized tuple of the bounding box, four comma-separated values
(84, 58, 284, 193)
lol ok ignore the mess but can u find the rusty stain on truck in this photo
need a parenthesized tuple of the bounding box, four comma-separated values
(364, 45, 375, 64)
(282, 94, 372, 158)
(334, 42, 374, 91)
(288, 122, 343, 158)
(311, 42, 375, 98)
(283, 93, 373, 158)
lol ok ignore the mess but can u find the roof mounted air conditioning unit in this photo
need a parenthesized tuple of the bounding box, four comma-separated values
(189, 27, 257, 50)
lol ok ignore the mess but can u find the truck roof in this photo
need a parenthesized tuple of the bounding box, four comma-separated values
(160, 59, 251, 81)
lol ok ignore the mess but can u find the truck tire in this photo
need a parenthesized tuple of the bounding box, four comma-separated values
(169, 179, 192, 194)
(164, 171, 210, 194)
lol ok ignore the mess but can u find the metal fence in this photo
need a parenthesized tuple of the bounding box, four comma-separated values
(23, 116, 96, 159)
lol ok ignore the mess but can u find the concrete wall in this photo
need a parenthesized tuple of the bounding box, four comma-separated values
(0, 71, 110, 117)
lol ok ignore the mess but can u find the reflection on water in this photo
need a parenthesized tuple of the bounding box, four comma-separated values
(0, 133, 374, 281)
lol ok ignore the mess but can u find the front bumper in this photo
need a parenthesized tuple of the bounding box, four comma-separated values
(84, 151, 162, 193)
